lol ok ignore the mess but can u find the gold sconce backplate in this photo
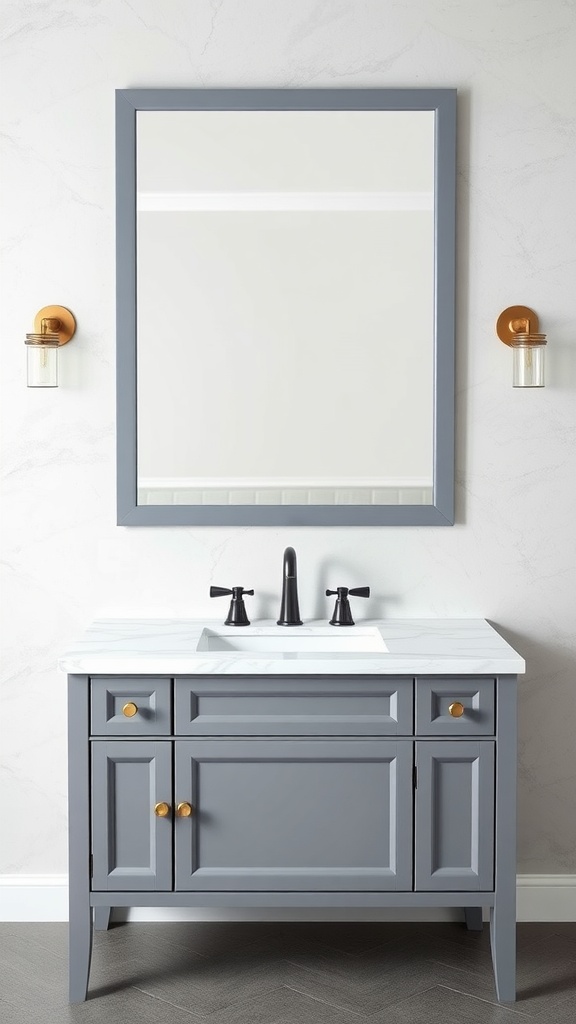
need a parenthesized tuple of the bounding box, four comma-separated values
(33, 305, 77, 346)
(496, 305, 539, 347)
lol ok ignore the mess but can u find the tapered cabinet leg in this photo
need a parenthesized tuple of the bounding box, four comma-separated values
(490, 676, 517, 1003)
(94, 906, 111, 931)
(68, 676, 93, 1003)
(464, 907, 483, 931)
(69, 897, 93, 1002)
(490, 901, 516, 1002)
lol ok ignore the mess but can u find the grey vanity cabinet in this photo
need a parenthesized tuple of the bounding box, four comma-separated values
(70, 670, 518, 1005)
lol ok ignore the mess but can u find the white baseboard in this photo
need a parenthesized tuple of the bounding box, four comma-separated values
(0, 875, 69, 922)
(1, 874, 575, 923)
(516, 874, 576, 922)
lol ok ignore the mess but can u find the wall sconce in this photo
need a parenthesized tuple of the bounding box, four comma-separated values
(25, 305, 76, 387)
(496, 305, 547, 388)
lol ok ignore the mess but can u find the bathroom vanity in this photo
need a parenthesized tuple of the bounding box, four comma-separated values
(62, 619, 524, 1003)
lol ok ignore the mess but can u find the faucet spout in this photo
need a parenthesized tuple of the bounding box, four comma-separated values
(277, 546, 303, 626)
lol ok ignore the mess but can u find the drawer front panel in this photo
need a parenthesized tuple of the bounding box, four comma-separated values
(174, 677, 413, 736)
(415, 678, 495, 735)
(91, 677, 171, 735)
(174, 739, 413, 891)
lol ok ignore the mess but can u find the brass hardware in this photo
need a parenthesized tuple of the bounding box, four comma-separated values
(449, 701, 465, 718)
(496, 306, 540, 347)
(122, 701, 138, 717)
(25, 333, 59, 346)
(33, 305, 76, 346)
(154, 802, 170, 817)
(176, 802, 193, 818)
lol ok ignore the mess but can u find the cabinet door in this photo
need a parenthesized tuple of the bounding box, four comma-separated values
(174, 739, 412, 891)
(415, 741, 494, 891)
(91, 741, 172, 891)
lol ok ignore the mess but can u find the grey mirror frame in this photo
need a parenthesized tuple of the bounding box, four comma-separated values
(116, 87, 456, 527)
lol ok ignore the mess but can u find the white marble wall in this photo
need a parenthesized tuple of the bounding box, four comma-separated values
(1, 0, 575, 876)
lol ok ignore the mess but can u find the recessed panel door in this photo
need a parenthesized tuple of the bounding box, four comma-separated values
(174, 739, 413, 891)
(91, 741, 172, 891)
(415, 741, 494, 891)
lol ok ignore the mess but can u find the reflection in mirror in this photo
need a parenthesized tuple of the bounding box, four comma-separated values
(137, 110, 434, 507)
(116, 89, 456, 525)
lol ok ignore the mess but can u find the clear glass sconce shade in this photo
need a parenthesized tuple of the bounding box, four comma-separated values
(511, 334, 546, 388)
(25, 333, 59, 387)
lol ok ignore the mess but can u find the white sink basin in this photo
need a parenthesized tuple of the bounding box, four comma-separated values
(196, 627, 388, 654)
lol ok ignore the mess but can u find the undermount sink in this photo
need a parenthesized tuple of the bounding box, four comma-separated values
(196, 627, 388, 654)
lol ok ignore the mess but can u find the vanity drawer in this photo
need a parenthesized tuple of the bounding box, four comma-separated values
(415, 678, 495, 736)
(174, 677, 413, 736)
(90, 677, 171, 735)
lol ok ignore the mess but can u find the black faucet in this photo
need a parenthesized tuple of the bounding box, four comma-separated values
(277, 546, 303, 626)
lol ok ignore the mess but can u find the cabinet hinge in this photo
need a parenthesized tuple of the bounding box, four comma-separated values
(413, 765, 418, 789)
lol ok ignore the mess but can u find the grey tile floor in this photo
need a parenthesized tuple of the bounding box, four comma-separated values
(1, 921, 575, 1023)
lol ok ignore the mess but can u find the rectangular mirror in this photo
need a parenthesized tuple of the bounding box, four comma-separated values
(116, 88, 456, 526)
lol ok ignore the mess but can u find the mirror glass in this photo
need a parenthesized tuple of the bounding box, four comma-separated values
(137, 109, 435, 507)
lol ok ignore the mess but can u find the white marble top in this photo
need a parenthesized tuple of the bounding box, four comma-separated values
(59, 619, 525, 675)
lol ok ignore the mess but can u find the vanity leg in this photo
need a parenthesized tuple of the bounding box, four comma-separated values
(94, 906, 111, 931)
(70, 898, 93, 1003)
(490, 676, 517, 1002)
(490, 901, 516, 1002)
(464, 907, 483, 931)
(68, 676, 93, 1002)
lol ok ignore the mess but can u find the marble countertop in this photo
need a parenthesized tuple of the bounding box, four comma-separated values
(59, 618, 525, 675)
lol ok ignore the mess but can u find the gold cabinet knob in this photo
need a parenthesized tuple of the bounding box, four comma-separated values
(154, 802, 170, 817)
(176, 802, 193, 818)
(449, 701, 465, 718)
(122, 702, 138, 718)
